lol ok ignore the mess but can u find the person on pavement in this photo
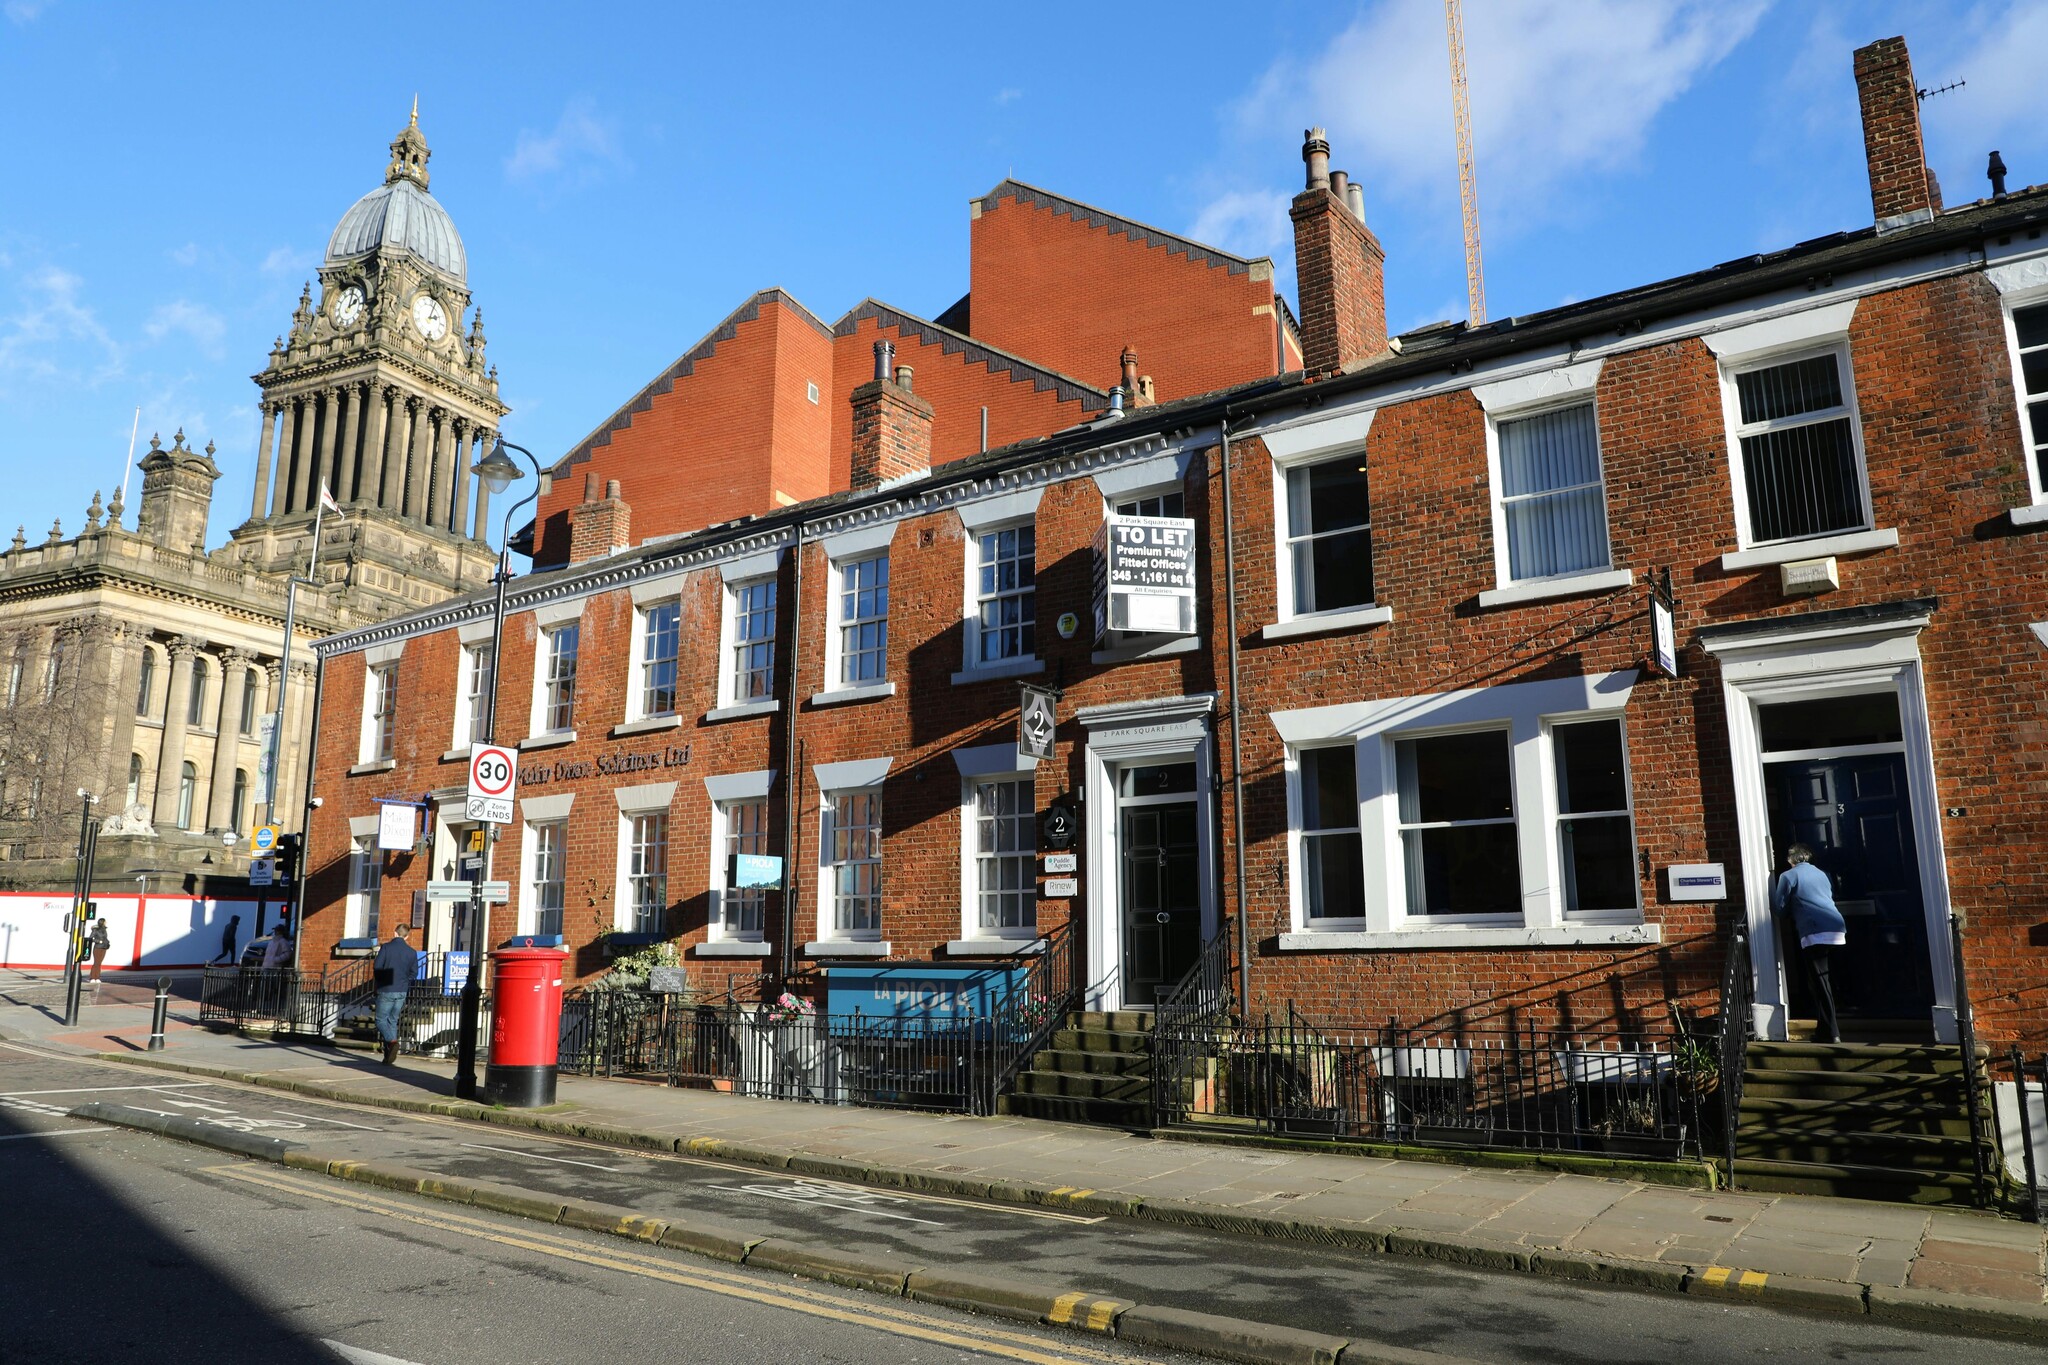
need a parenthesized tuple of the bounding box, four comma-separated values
(262, 921, 295, 970)
(1773, 842, 1847, 1044)
(373, 923, 418, 1067)
(209, 915, 241, 967)
(86, 916, 112, 982)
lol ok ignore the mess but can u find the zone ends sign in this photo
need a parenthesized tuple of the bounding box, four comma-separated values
(467, 743, 517, 824)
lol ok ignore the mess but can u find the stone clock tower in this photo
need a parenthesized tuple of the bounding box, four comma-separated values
(232, 107, 503, 616)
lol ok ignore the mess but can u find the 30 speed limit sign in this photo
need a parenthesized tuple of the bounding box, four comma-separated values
(467, 743, 517, 824)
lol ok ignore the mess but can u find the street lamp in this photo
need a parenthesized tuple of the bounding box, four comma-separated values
(64, 789, 100, 1026)
(452, 434, 542, 1100)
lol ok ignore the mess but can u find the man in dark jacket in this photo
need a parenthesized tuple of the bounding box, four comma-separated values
(372, 923, 419, 1066)
(1773, 843, 1847, 1044)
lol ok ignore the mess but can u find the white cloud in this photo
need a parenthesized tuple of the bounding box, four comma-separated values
(142, 300, 227, 359)
(169, 242, 201, 267)
(0, 262, 123, 396)
(994, 88, 1023, 106)
(4, 1, 50, 24)
(1186, 187, 1293, 262)
(260, 246, 310, 276)
(1231, 0, 1766, 223)
(505, 98, 628, 186)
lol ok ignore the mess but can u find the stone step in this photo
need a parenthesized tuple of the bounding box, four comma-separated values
(999, 1091, 1150, 1128)
(1027, 1047, 1151, 1077)
(1734, 1128, 1984, 1172)
(1731, 1156, 1983, 1206)
(1050, 1027, 1154, 1055)
(1736, 1095, 1980, 1137)
(1014, 1069, 1150, 1101)
(1072, 1010, 1155, 1034)
(1746, 1042, 1976, 1075)
(1740, 1068, 1967, 1103)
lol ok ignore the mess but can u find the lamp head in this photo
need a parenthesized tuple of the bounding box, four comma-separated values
(473, 436, 525, 495)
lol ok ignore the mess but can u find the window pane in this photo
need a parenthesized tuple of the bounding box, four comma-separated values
(1299, 746, 1358, 831)
(1499, 403, 1599, 498)
(1756, 691, 1901, 751)
(722, 799, 768, 937)
(1396, 732, 1512, 824)
(643, 604, 680, 715)
(1288, 460, 1369, 535)
(1554, 720, 1628, 814)
(1561, 814, 1636, 914)
(1736, 354, 1843, 424)
(975, 777, 1035, 932)
(1117, 491, 1185, 519)
(1292, 526, 1374, 614)
(1118, 763, 1197, 798)
(1402, 824, 1521, 916)
(2017, 303, 2048, 351)
(1740, 416, 1861, 542)
(1303, 830, 1365, 920)
(1504, 485, 1608, 581)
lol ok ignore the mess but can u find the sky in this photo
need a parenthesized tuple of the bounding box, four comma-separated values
(2, 1, 2044, 556)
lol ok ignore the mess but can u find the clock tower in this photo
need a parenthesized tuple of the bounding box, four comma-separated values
(232, 106, 504, 616)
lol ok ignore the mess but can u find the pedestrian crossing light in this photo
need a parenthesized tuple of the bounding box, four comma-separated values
(82, 902, 97, 920)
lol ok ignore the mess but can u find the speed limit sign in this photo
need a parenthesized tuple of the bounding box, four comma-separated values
(467, 743, 517, 824)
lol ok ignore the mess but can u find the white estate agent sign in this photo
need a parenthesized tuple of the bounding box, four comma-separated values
(1092, 515, 1197, 639)
(466, 743, 518, 825)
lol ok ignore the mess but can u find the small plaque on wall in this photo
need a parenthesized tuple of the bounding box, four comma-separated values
(1667, 863, 1726, 901)
(1043, 853, 1078, 874)
(1041, 878, 1079, 898)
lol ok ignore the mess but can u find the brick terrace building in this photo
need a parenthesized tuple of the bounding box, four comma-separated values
(304, 37, 2047, 1053)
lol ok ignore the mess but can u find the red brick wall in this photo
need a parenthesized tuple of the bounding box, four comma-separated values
(1854, 37, 1942, 223)
(969, 188, 1282, 402)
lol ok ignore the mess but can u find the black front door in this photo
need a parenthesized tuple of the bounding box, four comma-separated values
(1765, 753, 1935, 1020)
(1118, 765, 1202, 1007)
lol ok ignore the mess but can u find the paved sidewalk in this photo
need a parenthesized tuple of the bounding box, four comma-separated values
(5, 979, 2043, 1336)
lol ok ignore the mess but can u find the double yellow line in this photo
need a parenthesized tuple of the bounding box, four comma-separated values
(211, 1163, 1135, 1365)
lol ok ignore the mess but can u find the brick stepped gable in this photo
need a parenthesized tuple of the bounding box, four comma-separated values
(1732, 1041, 1995, 1205)
(999, 1010, 1155, 1128)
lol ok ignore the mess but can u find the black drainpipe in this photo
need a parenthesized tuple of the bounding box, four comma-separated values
(1218, 416, 1250, 1019)
(779, 521, 805, 987)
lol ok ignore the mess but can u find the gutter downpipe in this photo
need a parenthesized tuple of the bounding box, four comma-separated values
(779, 520, 804, 987)
(1218, 415, 1250, 1020)
(289, 652, 324, 975)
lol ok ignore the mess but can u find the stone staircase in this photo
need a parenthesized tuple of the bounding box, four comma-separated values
(1732, 1040, 1995, 1206)
(999, 1010, 1155, 1128)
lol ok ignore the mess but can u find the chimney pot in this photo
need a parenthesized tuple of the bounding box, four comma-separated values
(568, 475, 630, 564)
(1119, 345, 1140, 397)
(872, 339, 894, 383)
(1302, 127, 1331, 190)
(1346, 182, 1366, 222)
(1330, 169, 1349, 202)
(605, 479, 621, 500)
(582, 469, 601, 502)
(1989, 149, 2009, 197)
(894, 364, 913, 391)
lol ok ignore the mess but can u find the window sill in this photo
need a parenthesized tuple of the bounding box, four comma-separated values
(1091, 635, 1200, 666)
(944, 937, 1046, 957)
(520, 731, 578, 751)
(704, 699, 779, 723)
(810, 681, 897, 708)
(439, 748, 470, 764)
(803, 939, 890, 958)
(334, 938, 377, 957)
(951, 657, 1045, 686)
(603, 932, 665, 953)
(1720, 527, 1897, 572)
(695, 940, 772, 958)
(611, 715, 682, 738)
(2009, 504, 2048, 529)
(1261, 605, 1393, 641)
(347, 759, 396, 776)
(1278, 923, 1661, 951)
(1476, 568, 1634, 610)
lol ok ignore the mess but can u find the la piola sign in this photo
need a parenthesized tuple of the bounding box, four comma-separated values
(1092, 514, 1197, 639)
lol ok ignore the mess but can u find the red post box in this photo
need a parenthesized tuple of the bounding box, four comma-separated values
(484, 946, 568, 1107)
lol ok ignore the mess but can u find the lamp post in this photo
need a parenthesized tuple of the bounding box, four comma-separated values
(452, 435, 542, 1100)
(64, 789, 100, 1026)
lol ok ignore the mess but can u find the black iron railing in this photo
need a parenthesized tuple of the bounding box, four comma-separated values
(1950, 913, 1990, 1207)
(1716, 927, 1754, 1185)
(2004, 1046, 2045, 1224)
(1152, 917, 1237, 1125)
(1154, 1002, 1705, 1158)
(984, 919, 1082, 1109)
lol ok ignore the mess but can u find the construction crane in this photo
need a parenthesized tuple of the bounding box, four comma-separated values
(1444, 0, 1487, 325)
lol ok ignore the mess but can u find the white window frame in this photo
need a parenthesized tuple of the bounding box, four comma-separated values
(964, 772, 1037, 940)
(1547, 714, 1642, 924)
(1719, 340, 1872, 550)
(1260, 409, 1390, 637)
(533, 624, 578, 736)
(523, 820, 567, 939)
(627, 600, 682, 722)
(1997, 280, 2048, 508)
(1291, 743, 1365, 925)
(711, 797, 772, 943)
(823, 553, 890, 691)
(1474, 359, 1617, 595)
(1274, 671, 1654, 950)
(966, 520, 1037, 669)
(346, 834, 381, 940)
(954, 487, 1044, 681)
(818, 786, 884, 943)
(718, 575, 778, 707)
(808, 756, 892, 950)
(361, 663, 398, 762)
(611, 783, 675, 934)
(453, 643, 494, 749)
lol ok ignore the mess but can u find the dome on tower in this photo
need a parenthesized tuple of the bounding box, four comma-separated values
(323, 104, 468, 283)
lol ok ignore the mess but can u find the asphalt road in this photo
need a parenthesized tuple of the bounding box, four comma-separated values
(3, 1040, 2045, 1365)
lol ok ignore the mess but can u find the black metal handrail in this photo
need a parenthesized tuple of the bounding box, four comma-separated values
(2009, 1046, 2043, 1224)
(1152, 917, 1238, 1126)
(1950, 913, 1989, 1207)
(1715, 927, 1753, 1186)
(984, 919, 1081, 1112)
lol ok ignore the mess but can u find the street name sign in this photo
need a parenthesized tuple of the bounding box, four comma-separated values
(467, 743, 517, 824)
(425, 880, 510, 903)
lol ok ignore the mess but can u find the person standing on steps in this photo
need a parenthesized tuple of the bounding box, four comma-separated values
(1773, 843, 1847, 1044)
(373, 922, 418, 1066)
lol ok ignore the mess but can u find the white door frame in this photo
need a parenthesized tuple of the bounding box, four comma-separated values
(1703, 610, 1955, 1041)
(1078, 694, 1219, 1011)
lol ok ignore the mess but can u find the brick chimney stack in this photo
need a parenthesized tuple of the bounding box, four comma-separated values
(849, 340, 933, 492)
(1291, 128, 1387, 376)
(568, 471, 632, 563)
(1854, 36, 1943, 232)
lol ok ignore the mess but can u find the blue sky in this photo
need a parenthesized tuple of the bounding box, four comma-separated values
(2, 1, 2043, 554)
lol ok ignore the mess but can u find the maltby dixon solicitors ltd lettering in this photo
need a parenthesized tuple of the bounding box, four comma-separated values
(520, 742, 693, 787)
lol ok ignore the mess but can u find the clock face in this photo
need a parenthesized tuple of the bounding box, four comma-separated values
(411, 293, 449, 340)
(330, 286, 365, 327)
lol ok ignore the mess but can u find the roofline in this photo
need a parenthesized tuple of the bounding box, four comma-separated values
(976, 179, 1269, 280)
(834, 298, 1110, 409)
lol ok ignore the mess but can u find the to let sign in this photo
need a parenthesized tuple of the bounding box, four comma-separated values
(467, 743, 517, 824)
(1092, 515, 1197, 640)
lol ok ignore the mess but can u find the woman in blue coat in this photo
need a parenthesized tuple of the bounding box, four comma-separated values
(1773, 843, 1847, 1044)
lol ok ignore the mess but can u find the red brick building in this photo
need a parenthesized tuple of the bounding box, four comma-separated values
(304, 36, 2047, 1069)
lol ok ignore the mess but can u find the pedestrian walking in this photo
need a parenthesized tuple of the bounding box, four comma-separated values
(1773, 843, 1847, 1044)
(262, 921, 294, 970)
(209, 915, 241, 967)
(87, 916, 112, 982)
(373, 923, 418, 1067)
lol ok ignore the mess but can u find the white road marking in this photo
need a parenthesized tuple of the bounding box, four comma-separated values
(323, 1340, 433, 1365)
(459, 1142, 622, 1172)
(0, 1083, 209, 1097)
(157, 1096, 235, 1111)
(0, 1127, 105, 1141)
(275, 1108, 383, 1131)
(710, 1180, 946, 1226)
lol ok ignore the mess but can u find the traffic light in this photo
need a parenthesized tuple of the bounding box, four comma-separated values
(275, 833, 302, 886)
(81, 902, 97, 920)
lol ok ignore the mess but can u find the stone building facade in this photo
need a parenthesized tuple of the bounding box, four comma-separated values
(0, 112, 504, 904)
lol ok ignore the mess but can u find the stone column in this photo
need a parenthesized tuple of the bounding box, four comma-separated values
(450, 420, 474, 541)
(313, 387, 341, 505)
(471, 429, 493, 542)
(206, 649, 253, 831)
(365, 386, 394, 508)
(272, 401, 302, 517)
(106, 625, 146, 813)
(436, 416, 462, 532)
(424, 412, 447, 529)
(250, 404, 277, 522)
(152, 638, 200, 826)
(384, 396, 414, 516)
(405, 403, 434, 521)
(337, 384, 364, 503)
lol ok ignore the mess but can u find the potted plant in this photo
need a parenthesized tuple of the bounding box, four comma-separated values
(1404, 1088, 1494, 1146)
(1673, 1037, 1720, 1102)
(1586, 1094, 1686, 1159)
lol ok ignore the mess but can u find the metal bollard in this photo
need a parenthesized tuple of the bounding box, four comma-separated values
(147, 977, 170, 1051)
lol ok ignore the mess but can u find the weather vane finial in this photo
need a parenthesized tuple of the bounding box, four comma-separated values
(410, 93, 419, 127)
